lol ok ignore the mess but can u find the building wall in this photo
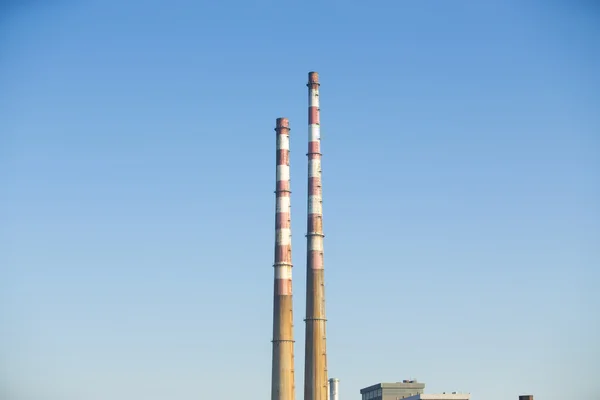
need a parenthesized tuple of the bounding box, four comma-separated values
(361, 383, 425, 400)
(381, 386, 425, 400)
(403, 394, 470, 400)
(361, 387, 382, 400)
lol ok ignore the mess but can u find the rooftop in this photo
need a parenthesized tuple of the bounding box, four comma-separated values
(360, 381, 425, 394)
(404, 394, 470, 400)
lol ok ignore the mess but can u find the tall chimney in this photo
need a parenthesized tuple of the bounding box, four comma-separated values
(272, 117, 296, 400)
(304, 71, 329, 400)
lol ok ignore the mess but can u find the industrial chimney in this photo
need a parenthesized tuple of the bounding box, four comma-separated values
(304, 71, 329, 400)
(329, 378, 339, 400)
(271, 118, 296, 400)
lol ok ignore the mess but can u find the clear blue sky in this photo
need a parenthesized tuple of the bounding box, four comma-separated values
(1, 1, 598, 399)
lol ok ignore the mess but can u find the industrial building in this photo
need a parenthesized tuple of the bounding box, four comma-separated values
(360, 381, 425, 400)
(402, 394, 470, 400)
(360, 381, 473, 400)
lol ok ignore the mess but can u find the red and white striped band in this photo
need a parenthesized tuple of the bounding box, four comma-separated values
(274, 117, 293, 295)
(307, 73, 324, 271)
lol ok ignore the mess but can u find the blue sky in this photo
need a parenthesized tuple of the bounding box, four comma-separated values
(1, 1, 598, 399)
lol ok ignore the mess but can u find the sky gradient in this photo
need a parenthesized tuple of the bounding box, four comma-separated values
(1, 1, 599, 400)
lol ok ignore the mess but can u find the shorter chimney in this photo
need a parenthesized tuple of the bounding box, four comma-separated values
(329, 378, 339, 400)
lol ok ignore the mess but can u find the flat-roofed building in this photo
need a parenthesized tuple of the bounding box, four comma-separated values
(403, 394, 470, 400)
(360, 380, 425, 400)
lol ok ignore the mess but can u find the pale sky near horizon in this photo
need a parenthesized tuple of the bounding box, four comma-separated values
(1, 1, 599, 400)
